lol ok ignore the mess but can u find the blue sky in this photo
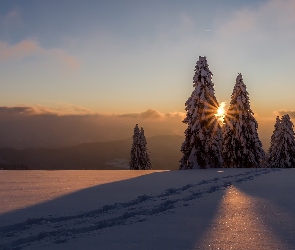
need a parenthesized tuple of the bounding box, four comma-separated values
(0, 0, 294, 121)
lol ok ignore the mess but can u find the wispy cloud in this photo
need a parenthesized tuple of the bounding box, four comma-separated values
(0, 40, 40, 60)
(6, 9, 19, 19)
(0, 8, 21, 27)
(180, 13, 194, 28)
(217, 0, 295, 39)
(0, 40, 80, 70)
(46, 49, 80, 70)
(217, 8, 255, 37)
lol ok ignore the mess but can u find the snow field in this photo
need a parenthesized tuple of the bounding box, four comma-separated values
(1, 169, 295, 249)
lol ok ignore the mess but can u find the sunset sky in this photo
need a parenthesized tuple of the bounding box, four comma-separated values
(0, 0, 295, 147)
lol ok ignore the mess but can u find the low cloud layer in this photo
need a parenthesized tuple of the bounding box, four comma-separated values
(0, 106, 185, 119)
(0, 105, 186, 149)
(119, 109, 185, 120)
(274, 110, 295, 119)
(0, 105, 94, 116)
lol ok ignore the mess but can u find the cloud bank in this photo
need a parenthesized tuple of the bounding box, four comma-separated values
(274, 110, 295, 119)
(0, 106, 185, 119)
(119, 109, 185, 120)
(0, 105, 186, 148)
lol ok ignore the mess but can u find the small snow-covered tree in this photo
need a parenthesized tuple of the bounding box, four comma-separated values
(222, 73, 265, 168)
(138, 127, 152, 170)
(129, 124, 152, 170)
(129, 124, 141, 170)
(268, 114, 295, 168)
(180, 56, 222, 169)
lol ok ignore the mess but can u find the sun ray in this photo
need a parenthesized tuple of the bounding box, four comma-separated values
(215, 101, 226, 125)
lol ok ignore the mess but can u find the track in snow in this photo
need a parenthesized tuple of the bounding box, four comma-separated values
(0, 168, 279, 250)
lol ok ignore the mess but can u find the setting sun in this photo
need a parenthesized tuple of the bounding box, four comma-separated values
(217, 102, 226, 116)
(215, 101, 226, 124)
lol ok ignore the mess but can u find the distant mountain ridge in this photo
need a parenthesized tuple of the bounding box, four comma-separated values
(0, 135, 184, 170)
(0, 158, 30, 170)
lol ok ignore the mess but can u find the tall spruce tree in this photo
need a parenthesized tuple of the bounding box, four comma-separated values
(268, 114, 295, 168)
(129, 124, 152, 170)
(180, 56, 222, 169)
(268, 116, 281, 162)
(222, 73, 265, 168)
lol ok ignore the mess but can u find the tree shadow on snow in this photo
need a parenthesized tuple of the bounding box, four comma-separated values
(0, 170, 227, 250)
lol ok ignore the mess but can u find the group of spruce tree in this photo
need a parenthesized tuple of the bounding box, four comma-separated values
(267, 115, 295, 168)
(129, 124, 152, 170)
(129, 56, 295, 170)
(180, 56, 295, 169)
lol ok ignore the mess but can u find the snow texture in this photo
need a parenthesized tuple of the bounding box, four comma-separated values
(180, 56, 222, 169)
(1, 169, 295, 249)
(268, 114, 295, 168)
(129, 125, 152, 170)
(222, 73, 265, 168)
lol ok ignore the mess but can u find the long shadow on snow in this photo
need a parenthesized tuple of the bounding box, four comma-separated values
(0, 169, 270, 250)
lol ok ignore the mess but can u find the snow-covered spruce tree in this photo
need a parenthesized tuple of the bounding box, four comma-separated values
(180, 56, 223, 169)
(222, 73, 265, 168)
(129, 124, 141, 170)
(138, 127, 152, 170)
(268, 114, 295, 168)
(267, 116, 281, 163)
(129, 124, 152, 170)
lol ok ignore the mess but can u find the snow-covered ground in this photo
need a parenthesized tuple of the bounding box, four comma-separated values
(1, 169, 295, 249)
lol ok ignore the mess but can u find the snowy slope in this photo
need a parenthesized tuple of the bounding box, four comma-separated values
(1, 169, 295, 249)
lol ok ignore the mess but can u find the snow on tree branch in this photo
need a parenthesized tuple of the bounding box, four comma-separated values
(180, 56, 222, 169)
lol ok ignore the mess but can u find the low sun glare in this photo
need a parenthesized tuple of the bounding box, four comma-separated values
(216, 101, 226, 124)
(217, 102, 226, 117)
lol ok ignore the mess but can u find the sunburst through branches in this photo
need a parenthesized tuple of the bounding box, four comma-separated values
(215, 101, 226, 125)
